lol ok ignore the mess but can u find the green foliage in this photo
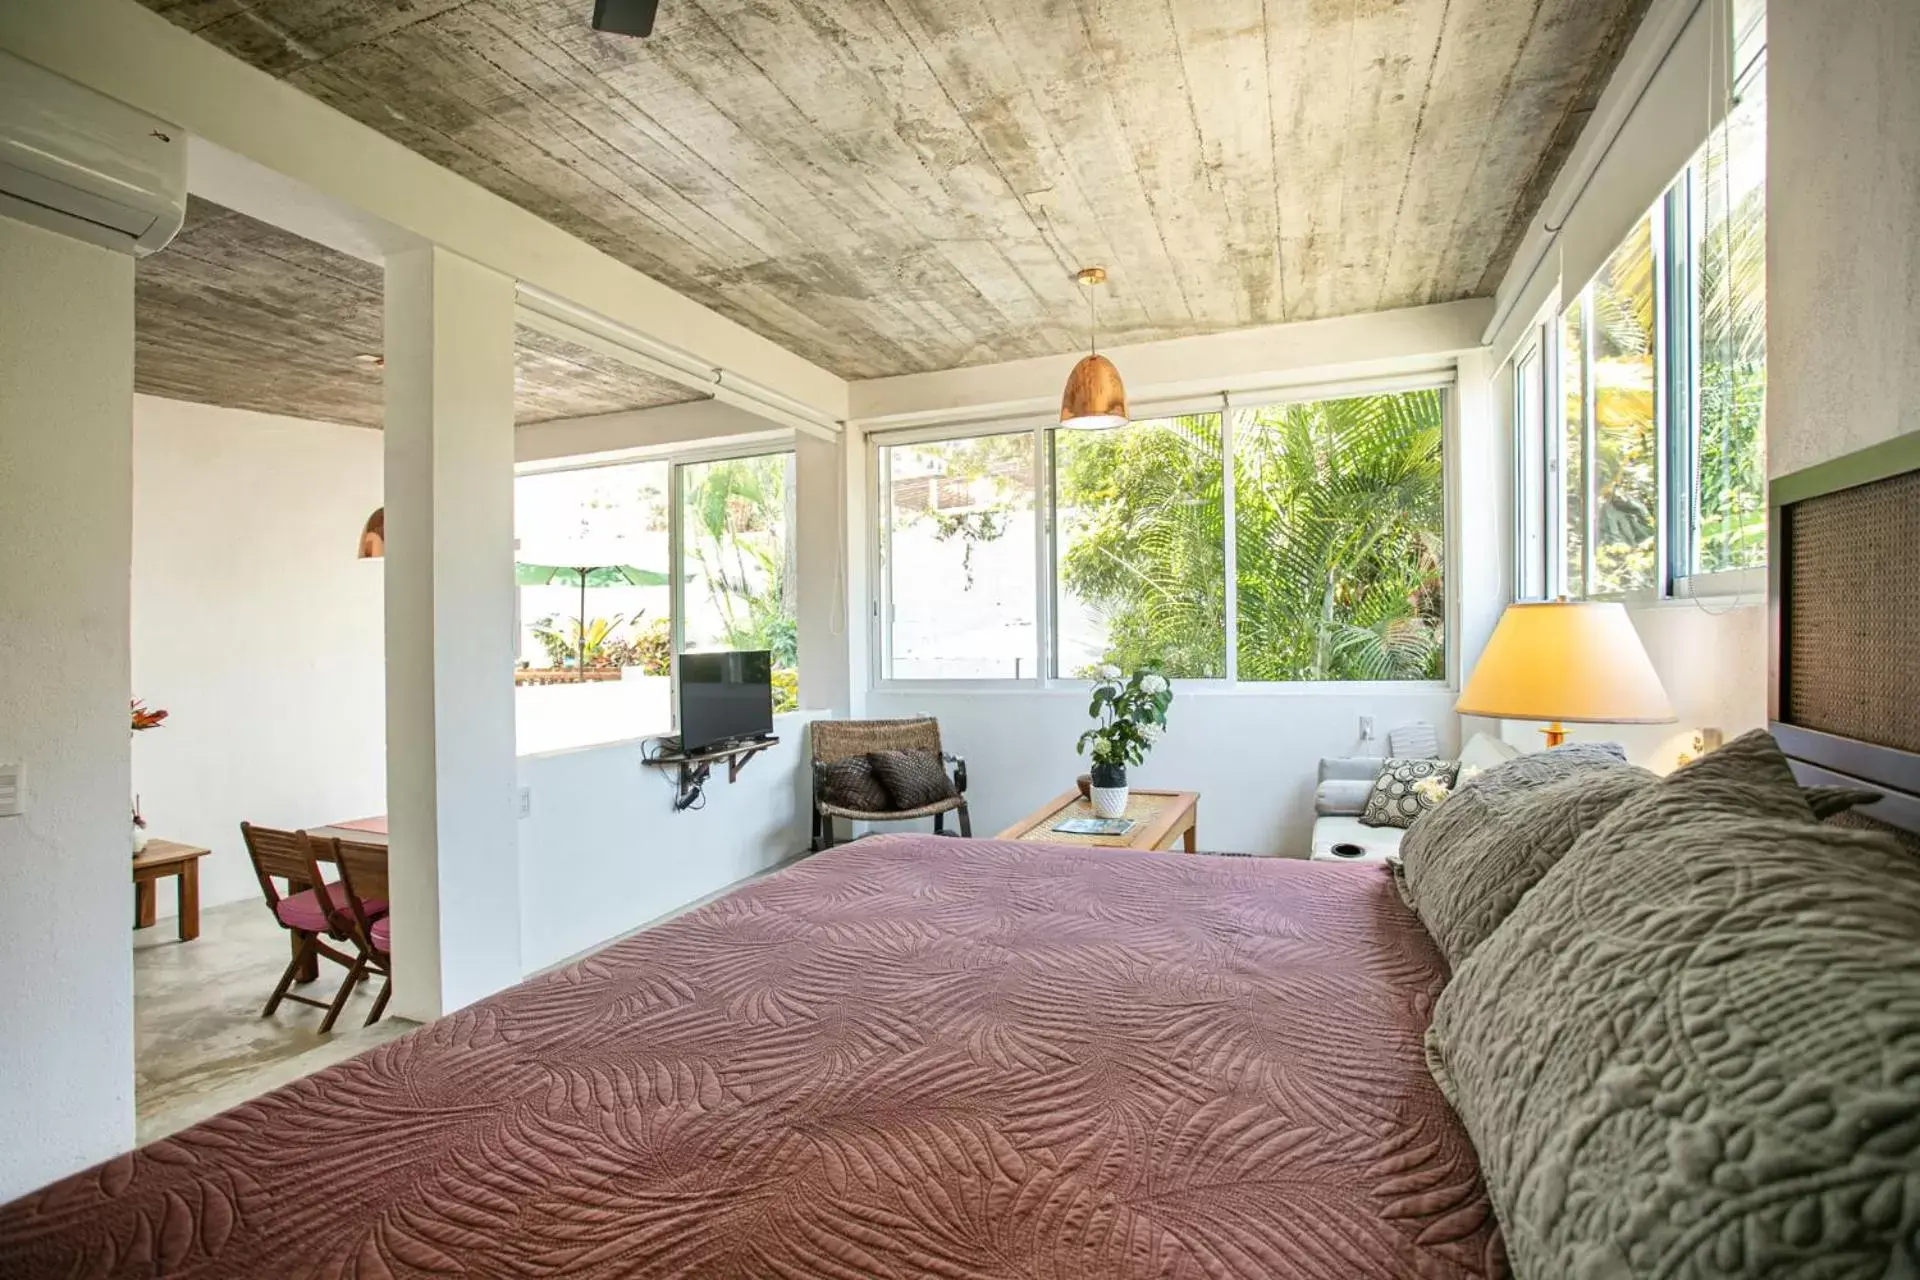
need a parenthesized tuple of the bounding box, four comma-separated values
(926, 508, 1010, 589)
(683, 453, 799, 669)
(1056, 392, 1445, 682)
(1057, 416, 1226, 677)
(532, 614, 635, 669)
(1076, 664, 1173, 767)
(630, 617, 673, 676)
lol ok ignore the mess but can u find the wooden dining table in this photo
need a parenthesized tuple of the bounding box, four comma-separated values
(291, 815, 389, 982)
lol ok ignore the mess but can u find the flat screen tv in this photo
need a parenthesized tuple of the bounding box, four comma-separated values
(679, 650, 774, 754)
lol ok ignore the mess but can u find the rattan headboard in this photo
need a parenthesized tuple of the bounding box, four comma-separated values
(1770, 435, 1920, 836)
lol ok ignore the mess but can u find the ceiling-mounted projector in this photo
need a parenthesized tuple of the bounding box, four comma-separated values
(591, 0, 659, 37)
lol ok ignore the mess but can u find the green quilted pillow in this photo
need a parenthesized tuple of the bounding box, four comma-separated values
(1398, 741, 1647, 968)
(1427, 730, 1920, 1276)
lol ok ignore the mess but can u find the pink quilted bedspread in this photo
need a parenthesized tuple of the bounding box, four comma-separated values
(0, 836, 1504, 1278)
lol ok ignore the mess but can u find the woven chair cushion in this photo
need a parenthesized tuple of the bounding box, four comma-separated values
(818, 756, 892, 813)
(869, 748, 958, 810)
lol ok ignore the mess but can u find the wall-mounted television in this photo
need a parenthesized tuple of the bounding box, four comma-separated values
(678, 650, 774, 754)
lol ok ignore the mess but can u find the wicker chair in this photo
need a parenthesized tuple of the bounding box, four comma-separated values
(811, 717, 969, 851)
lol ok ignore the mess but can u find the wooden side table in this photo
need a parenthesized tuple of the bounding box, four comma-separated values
(997, 788, 1201, 853)
(133, 840, 211, 942)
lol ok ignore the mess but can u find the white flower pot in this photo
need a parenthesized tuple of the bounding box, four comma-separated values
(1090, 785, 1129, 819)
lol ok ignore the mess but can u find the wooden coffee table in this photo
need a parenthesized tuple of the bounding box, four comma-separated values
(998, 788, 1200, 853)
(133, 839, 211, 942)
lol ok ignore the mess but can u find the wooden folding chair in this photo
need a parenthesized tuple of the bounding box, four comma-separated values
(326, 836, 393, 1027)
(238, 822, 374, 1034)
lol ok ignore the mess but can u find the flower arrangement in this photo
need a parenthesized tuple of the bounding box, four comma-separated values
(1076, 663, 1174, 771)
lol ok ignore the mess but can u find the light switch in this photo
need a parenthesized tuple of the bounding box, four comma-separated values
(517, 786, 532, 819)
(0, 762, 21, 817)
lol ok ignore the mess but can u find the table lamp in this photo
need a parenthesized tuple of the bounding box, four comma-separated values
(1456, 600, 1675, 747)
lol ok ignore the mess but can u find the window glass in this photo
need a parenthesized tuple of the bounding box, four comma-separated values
(514, 461, 673, 751)
(678, 453, 798, 712)
(1052, 414, 1226, 679)
(1589, 214, 1660, 595)
(1514, 346, 1548, 599)
(1560, 300, 1588, 598)
(1234, 389, 1445, 681)
(1693, 62, 1767, 575)
(881, 432, 1036, 679)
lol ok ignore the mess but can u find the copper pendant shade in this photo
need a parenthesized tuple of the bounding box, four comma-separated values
(1060, 267, 1128, 429)
(357, 507, 385, 559)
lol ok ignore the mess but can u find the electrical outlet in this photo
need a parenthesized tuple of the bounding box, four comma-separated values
(517, 787, 532, 819)
(1358, 715, 1376, 743)
(0, 762, 19, 817)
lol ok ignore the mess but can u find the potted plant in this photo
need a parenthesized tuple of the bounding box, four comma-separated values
(1076, 664, 1173, 819)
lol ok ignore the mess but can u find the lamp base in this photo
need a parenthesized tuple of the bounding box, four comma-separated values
(1540, 722, 1568, 748)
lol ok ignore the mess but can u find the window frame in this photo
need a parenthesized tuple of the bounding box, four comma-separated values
(869, 373, 1457, 694)
(513, 434, 800, 748)
(1514, 19, 1769, 608)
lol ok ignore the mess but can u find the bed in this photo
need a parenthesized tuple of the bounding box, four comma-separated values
(0, 835, 1503, 1278)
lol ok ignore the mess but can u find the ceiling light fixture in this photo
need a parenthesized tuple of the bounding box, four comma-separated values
(1060, 267, 1127, 430)
(357, 507, 384, 560)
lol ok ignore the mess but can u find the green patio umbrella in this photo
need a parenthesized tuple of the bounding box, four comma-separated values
(514, 559, 669, 677)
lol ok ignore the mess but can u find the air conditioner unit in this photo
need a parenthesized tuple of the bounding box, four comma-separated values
(0, 50, 185, 256)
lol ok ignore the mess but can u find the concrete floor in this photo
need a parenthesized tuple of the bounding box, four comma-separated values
(133, 899, 412, 1144)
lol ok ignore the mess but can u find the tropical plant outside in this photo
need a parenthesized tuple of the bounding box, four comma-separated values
(1693, 69, 1767, 573)
(680, 453, 799, 712)
(1055, 391, 1445, 682)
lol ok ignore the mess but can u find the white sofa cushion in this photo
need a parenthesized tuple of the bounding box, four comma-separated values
(1310, 814, 1403, 863)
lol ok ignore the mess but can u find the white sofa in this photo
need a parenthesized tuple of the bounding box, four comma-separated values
(1309, 733, 1521, 862)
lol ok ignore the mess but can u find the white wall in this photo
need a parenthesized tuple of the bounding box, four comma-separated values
(0, 217, 136, 1201)
(1498, 601, 1768, 771)
(130, 397, 386, 916)
(1770, 0, 1920, 478)
(866, 688, 1457, 855)
(515, 712, 822, 972)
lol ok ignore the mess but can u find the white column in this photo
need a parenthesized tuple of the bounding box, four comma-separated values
(794, 431, 853, 715)
(0, 217, 135, 1199)
(383, 245, 521, 1020)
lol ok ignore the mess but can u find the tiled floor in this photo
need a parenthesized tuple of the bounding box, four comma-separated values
(133, 900, 412, 1144)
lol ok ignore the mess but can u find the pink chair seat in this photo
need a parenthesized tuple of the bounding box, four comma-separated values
(369, 916, 390, 952)
(275, 886, 387, 935)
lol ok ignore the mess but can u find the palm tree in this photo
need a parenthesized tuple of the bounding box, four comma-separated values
(1056, 391, 1445, 682)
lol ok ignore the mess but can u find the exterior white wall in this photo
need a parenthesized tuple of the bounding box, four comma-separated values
(515, 712, 822, 972)
(865, 688, 1457, 854)
(130, 397, 386, 918)
(0, 217, 136, 1201)
(1769, 0, 1920, 478)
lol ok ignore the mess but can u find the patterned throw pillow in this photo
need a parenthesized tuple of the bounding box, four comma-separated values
(817, 756, 891, 812)
(1360, 757, 1461, 829)
(868, 748, 957, 810)
(1427, 730, 1920, 1276)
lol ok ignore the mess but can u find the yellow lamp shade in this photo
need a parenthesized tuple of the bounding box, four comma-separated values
(1457, 601, 1675, 728)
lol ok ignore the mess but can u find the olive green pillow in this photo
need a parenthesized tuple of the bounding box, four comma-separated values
(1398, 741, 1648, 969)
(1427, 730, 1920, 1276)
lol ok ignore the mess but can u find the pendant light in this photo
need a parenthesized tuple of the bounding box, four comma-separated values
(357, 507, 384, 559)
(1060, 267, 1128, 430)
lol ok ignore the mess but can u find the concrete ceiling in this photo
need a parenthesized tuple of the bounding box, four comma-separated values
(139, 0, 1651, 381)
(136, 197, 704, 428)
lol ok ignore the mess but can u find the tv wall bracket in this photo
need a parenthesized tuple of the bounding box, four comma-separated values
(643, 736, 779, 812)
